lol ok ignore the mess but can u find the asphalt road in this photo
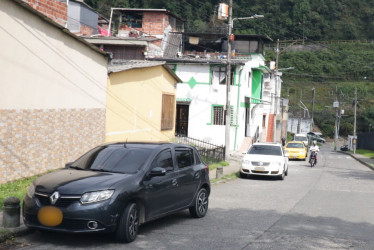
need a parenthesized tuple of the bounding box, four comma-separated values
(5, 143, 374, 249)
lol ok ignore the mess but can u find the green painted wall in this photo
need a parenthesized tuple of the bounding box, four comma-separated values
(251, 70, 262, 104)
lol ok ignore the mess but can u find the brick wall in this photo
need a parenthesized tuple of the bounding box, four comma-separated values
(23, 0, 67, 26)
(142, 12, 169, 35)
(266, 114, 275, 142)
(0, 108, 105, 184)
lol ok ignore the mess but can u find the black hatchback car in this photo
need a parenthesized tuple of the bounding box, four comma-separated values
(23, 142, 210, 243)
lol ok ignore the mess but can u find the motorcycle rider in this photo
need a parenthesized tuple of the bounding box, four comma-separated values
(309, 140, 320, 164)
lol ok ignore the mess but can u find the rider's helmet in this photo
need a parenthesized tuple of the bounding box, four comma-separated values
(313, 140, 317, 146)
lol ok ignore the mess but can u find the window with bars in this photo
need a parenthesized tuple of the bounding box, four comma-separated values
(212, 106, 234, 125)
(161, 94, 175, 130)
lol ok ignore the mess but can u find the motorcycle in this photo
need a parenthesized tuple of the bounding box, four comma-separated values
(309, 150, 317, 167)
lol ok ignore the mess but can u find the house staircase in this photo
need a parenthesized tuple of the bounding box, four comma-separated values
(238, 137, 254, 154)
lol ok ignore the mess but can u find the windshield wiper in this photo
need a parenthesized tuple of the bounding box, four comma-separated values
(89, 168, 125, 174)
(69, 166, 84, 170)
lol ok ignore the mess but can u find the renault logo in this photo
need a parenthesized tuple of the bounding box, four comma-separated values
(50, 191, 60, 205)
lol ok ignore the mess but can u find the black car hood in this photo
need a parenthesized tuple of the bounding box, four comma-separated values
(34, 169, 132, 195)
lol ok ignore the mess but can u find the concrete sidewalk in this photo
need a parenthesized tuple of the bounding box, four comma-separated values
(340, 151, 374, 170)
(208, 152, 243, 180)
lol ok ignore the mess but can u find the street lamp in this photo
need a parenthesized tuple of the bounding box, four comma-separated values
(225, 7, 264, 159)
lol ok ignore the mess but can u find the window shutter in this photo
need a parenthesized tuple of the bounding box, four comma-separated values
(161, 94, 175, 130)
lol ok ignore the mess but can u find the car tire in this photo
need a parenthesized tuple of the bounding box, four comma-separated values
(189, 188, 209, 218)
(278, 168, 285, 180)
(285, 166, 288, 176)
(116, 203, 139, 243)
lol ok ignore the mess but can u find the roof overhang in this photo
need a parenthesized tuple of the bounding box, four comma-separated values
(85, 38, 147, 46)
(109, 8, 185, 22)
(108, 60, 182, 82)
(252, 66, 272, 73)
(149, 57, 246, 65)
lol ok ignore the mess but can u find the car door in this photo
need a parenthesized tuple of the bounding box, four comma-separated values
(174, 147, 201, 207)
(143, 148, 180, 219)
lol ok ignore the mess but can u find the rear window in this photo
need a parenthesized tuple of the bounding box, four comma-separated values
(248, 145, 282, 156)
(71, 145, 152, 174)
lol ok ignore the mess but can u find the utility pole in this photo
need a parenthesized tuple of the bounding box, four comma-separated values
(225, 0, 233, 160)
(353, 87, 357, 154)
(311, 88, 315, 131)
(334, 86, 339, 151)
(274, 39, 280, 142)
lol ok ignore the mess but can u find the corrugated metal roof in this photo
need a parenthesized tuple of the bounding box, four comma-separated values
(163, 33, 182, 58)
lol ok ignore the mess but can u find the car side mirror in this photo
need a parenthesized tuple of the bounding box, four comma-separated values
(149, 167, 166, 177)
(65, 162, 73, 169)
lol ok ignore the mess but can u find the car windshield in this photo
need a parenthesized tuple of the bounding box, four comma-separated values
(248, 145, 282, 156)
(286, 143, 304, 149)
(295, 136, 307, 141)
(70, 145, 152, 174)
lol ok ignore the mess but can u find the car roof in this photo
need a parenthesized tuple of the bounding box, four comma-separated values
(295, 134, 307, 136)
(100, 142, 190, 149)
(252, 142, 282, 147)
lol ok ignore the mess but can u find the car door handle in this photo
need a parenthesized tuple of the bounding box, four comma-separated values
(172, 179, 178, 186)
(194, 172, 200, 179)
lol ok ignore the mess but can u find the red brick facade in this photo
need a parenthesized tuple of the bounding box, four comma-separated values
(24, 0, 67, 27)
(142, 12, 170, 35)
(266, 114, 275, 142)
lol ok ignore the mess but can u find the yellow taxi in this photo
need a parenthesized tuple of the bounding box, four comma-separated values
(284, 141, 307, 160)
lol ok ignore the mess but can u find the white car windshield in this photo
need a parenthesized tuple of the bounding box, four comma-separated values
(248, 145, 282, 156)
(295, 136, 307, 141)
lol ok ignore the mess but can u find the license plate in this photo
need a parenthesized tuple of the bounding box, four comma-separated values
(255, 167, 265, 171)
(292, 154, 297, 157)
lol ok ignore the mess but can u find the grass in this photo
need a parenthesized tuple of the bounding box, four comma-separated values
(209, 161, 229, 171)
(0, 175, 40, 211)
(211, 172, 239, 184)
(355, 149, 374, 158)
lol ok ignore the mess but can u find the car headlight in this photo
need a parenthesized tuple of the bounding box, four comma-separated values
(27, 184, 35, 197)
(80, 190, 114, 204)
(242, 160, 251, 165)
(272, 161, 282, 167)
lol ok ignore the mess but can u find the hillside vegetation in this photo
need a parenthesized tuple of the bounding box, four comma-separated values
(87, 0, 374, 40)
(265, 42, 374, 138)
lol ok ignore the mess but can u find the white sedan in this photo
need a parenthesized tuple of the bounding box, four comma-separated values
(240, 143, 289, 180)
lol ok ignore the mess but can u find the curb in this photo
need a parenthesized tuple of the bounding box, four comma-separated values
(0, 224, 32, 243)
(338, 151, 374, 171)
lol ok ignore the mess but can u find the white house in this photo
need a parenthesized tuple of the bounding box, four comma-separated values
(157, 33, 281, 153)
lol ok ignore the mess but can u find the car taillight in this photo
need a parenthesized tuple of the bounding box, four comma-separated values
(206, 165, 209, 174)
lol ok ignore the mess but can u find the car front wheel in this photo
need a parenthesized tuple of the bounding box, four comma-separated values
(278, 168, 285, 180)
(189, 188, 209, 218)
(116, 203, 139, 243)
